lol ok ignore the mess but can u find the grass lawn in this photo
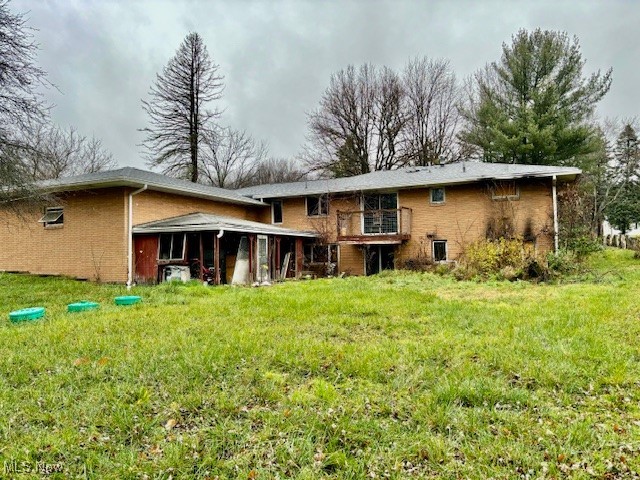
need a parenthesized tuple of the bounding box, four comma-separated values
(0, 249, 639, 479)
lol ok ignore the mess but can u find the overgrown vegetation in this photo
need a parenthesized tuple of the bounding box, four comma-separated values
(0, 249, 639, 478)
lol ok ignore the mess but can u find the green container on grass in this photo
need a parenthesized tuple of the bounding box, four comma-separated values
(68, 301, 100, 313)
(114, 295, 141, 306)
(9, 307, 45, 323)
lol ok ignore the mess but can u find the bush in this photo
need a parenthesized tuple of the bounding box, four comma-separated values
(546, 249, 579, 275)
(458, 238, 551, 281)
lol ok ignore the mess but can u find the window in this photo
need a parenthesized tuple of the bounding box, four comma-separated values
(306, 195, 328, 216)
(491, 181, 519, 200)
(303, 244, 338, 264)
(430, 187, 445, 204)
(158, 233, 185, 261)
(433, 240, 447, 262)
(272, 200, 283, 224)
(362, 193, 398, 234)
(39, 207, 64, 227)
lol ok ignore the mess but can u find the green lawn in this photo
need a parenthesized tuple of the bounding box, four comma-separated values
(0, 249, 639, 479)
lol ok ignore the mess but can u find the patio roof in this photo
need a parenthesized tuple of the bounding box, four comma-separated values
(133, 212, 318, 238)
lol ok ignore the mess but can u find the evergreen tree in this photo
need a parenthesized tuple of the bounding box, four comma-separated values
(461, 29, 612, 166)
(140, 32, 223, 183)
(606, 124, 640, 233)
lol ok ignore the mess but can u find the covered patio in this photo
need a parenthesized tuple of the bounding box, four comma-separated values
(132, 213, 317, 285)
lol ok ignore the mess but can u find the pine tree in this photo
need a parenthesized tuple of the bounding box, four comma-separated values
(461, 29, 612, 166)
(140, 32, 223, 183)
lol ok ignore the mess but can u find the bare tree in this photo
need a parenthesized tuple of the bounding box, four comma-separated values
(140, 32, 223, 183)
(402, 57, 462, 165)
(200, 127, 268, 188)
(251, 157, 307, 186)
(0, 0, 50, 207)
(307, 64, 407, 177)
(21, 125, 116, 180)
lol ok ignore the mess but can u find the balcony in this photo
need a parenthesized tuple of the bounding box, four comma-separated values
(336, 207, 412, 244)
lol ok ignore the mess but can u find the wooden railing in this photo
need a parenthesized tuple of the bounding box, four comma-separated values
(336, 207, 411, 241)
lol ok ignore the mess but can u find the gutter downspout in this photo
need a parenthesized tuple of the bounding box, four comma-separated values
(127, 184, 148, 289)
(552, 175, 559, 253)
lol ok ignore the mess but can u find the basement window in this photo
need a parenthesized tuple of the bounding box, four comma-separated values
(491, 181, 519, 200)
(158, 233, 185, 261)
(430, 187, 445, 204)
(306, 195, 329, 217)
(433, 240, 447, 262)
(39, 207, 64, 228)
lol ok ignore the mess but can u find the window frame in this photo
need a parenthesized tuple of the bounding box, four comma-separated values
(432, 240, 448, 262)
(158, 233, 186, 261)
(303, 243, 338, 264)
(271, 200, 283, 224)
(491, 181, 520, 201)
(430, 187, 446, 205)
(39, 206, 64, 228)
(305, 194, 329, 217)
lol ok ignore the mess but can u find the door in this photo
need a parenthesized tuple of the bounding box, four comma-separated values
(256, 235, 270, 282)
(134, 234, 159, 283)
(365, 245, 395, 276)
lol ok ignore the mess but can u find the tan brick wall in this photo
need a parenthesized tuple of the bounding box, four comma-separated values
(132, 190, 265, 224)
(0, 188, 129, 282)
(398, 180, 554, 263)
(0, 188, 269, 283)
(267, 181, 554, 274)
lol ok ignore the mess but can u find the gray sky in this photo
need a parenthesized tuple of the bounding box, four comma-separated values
(13, 0, 640, 169)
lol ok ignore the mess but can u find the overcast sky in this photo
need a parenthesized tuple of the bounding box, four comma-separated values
(13, 0, 640, 170)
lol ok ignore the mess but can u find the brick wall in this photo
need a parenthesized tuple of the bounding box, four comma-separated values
(265, 180, 554, 275)
(0, 188, 129, 282)
(132, 189, 265, 224)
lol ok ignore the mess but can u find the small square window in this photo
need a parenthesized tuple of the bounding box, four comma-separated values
(433, 240, 447, 262)
(272, 200, 283, 224)
(430, 187, 445, 204)
(39, 207, 64, 227)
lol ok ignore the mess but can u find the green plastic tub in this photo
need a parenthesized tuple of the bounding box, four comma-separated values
(9, 307, 45, 323)
(68, 301, 100, 313)
(114, 295, 141, 306)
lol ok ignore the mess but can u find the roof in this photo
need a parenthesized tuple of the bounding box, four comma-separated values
(235, 162, 581, 199)
(40, 167, 265, 206)
(132, 212, 318, 238)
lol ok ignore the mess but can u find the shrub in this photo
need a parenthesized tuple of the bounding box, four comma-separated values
(546, 249, 579, 275)
(459, 238, 551, 281)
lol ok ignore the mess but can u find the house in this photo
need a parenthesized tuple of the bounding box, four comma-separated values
(0, 163, 580, 284)
(236, 162, 580, 275)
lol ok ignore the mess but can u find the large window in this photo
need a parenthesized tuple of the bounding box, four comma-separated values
(158, 233, 185, 261)
(363, 193, 398, 234)
(39, 207, 64, 228)
(306, 195, 328, 217)
(272, 200, 283, 224)
(433, 240, 447, 262)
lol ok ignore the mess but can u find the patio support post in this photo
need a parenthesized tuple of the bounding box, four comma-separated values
(214, 232, 221, 285)
(248, 234, 255, 283)
(295, 238, 303, 279)
(275, 236, 281, 280)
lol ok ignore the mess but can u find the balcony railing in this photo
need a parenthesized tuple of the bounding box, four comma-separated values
(336, 207, 412, 243)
